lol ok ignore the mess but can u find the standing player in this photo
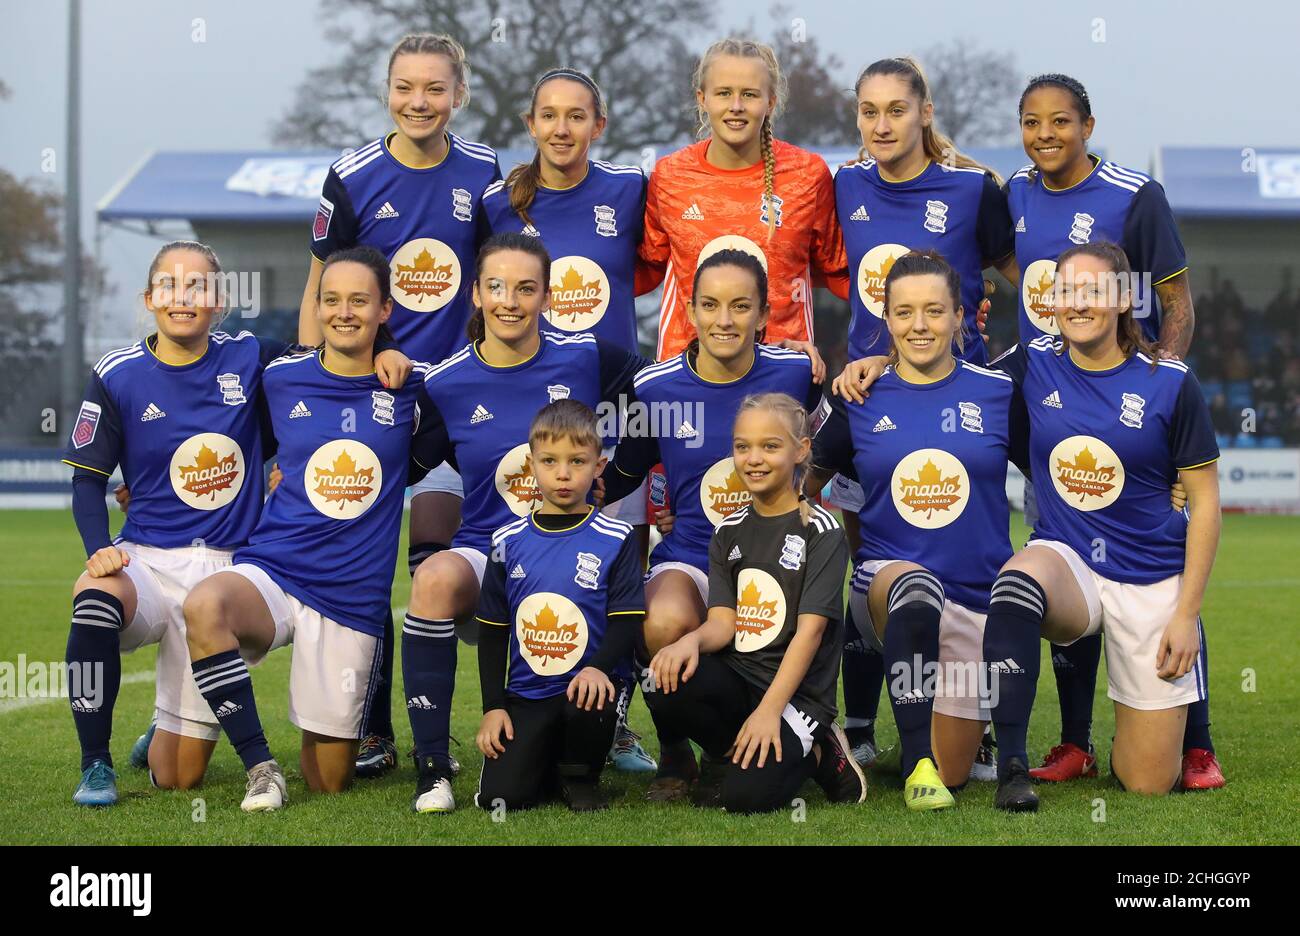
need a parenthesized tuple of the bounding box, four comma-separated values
(601, 250, 822, 800)
(301, 33, 501, 777)
(475, 401, 645, 812)
(645, 392, 862, 812)
(1006, 74, 1219, 789)
(830, 56, 1018, 770)
(810, 251, 1027, 809)
(404, 233, 648, 813)
(482, 67, 655, 772)
(181, 247, 448, 811)
(640, 37, 848, 360)
(980, 242, 1219, 809)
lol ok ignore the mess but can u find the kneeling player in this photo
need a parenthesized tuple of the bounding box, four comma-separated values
(646, 393, 864, 813)
(181, 248, 448, 811)
(981, 242, 1220, 809)
(474, 401, 645, 812)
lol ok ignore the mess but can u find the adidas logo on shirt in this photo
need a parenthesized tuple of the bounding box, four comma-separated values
(374, 201, 400, 219)
(289, 400, 312, 418)
(407, 695, 436, 710)
(1041, 390, 1063, 409)
(850, 204, 870, 221)
(214, 700, 243, 717)
(727, 545, 741, 561)
(510, 563, 526, 579)
(470, 404, 494, 425)
(1015, 216, 1026, 233)
(872, 415, 897, 433)
(989, 658, 1025, 674)
(675, 421, 698, 439)
(681, 202, 705, 221)
(140, 402, 166, 422)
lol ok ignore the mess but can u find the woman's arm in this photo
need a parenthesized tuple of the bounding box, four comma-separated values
(298, 256, 325, 346)
(1155, 273, 1196, 360)
(71, 470, 113, 557)
(1159, 464, 1219, 679)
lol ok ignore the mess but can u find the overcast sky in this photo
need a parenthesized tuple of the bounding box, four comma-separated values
(3, 0, 1297, 345)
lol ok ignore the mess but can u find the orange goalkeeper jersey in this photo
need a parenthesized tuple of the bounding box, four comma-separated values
(639, 138, 848, 360)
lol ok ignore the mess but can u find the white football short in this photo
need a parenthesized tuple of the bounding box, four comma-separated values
(823, 473, 866, 513)
(117, 541, 230, 741)
(646, 561, 709, 606)
(226, 563, 382, 740)
(409, 461, 464, 499)
(600, 444, 649, 526)
(848, 558, 988, 721)
(1027, 539, 1205, 711)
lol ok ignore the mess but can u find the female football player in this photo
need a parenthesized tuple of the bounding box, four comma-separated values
(404, 232, 650, 813)
(639, 37, 848, 360)
(600, 250, 822, 800)
(62, 242, 408, 806)
(1007, 74, 1218, 789)
(645, 392, 862, 813)
(810, 250, 1027, 809)
(182, 246, 445, 811)
(299, 33, 502, 778)
(979, 241, 1219, 808)
(482, 67, 656, 771)
(830, 56, 1019, 769)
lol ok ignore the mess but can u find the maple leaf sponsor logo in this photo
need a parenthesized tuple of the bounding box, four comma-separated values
(313, 448, 375, 509)
(549, 264, 604, 319)
(496, 443, 542, 516)
(169, 432, 246, 511)
(732, 569, 786, 652)
(898, 459, 963, 519)
(735, 578, 779, 637)
(389, 238, 461, 311)
(700, 457, 751, 525)
(1048, 435, 1125, 511)
(856, 244, 907, 317)
(394, 248, 455, 300)
(304, 440, 383, 519)
(890, 449, 970, 529)
(1056, 446, 1115, 500)
(515, 592, 588, 675)
(1021, 259, 1062, 335)
(519, 602, 581, 666)
(178, 443, 240, 501)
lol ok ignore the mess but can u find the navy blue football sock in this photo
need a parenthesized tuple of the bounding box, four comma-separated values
(67, 589, 124, 770)
(842, 601, 885, 730)
(1184, 621, 1213, 753)
(192, 649, 271, 770)
(361, 609, 395, 741)
(402, 614, 456, 766)
(1050, 633, 1101, 749)
(984, 571, 1046, 775)
(883, 571, 943, 779)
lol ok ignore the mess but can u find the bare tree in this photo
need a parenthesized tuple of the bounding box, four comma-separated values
(766, 7, 854, 147)
(274, 0, 714, 158)
(918, 40, 1021, 147)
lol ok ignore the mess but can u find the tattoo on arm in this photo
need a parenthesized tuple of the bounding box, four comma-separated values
(1155, 274, 1195, 359)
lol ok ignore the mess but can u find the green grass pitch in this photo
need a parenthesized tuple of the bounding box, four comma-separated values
(1, 509, 1296, 845)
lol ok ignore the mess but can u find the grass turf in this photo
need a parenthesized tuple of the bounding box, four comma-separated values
(0, 509, 1296, 845)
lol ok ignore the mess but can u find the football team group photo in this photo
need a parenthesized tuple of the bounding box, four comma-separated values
(3, 0, 1297, 866)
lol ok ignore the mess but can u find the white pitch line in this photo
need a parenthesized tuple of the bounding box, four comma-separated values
(0, 670, 154, 714)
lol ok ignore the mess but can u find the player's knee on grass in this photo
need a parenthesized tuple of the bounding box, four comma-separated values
(477, 769, 541, 812)
(720, 770, 787, 815)
(301, 734, 357, 794)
